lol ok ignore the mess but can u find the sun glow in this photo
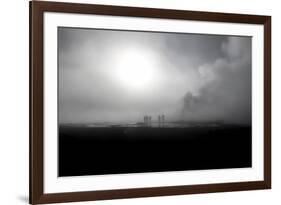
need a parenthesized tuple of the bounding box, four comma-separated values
(114, 48, 157, 90)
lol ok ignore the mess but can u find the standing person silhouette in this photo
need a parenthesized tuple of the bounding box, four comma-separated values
(161, 115, 165, 127)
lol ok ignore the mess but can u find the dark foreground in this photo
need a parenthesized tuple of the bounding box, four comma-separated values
(59, 125, 251, 177)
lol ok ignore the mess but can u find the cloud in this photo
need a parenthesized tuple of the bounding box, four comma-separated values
(181, 37, 252, 124)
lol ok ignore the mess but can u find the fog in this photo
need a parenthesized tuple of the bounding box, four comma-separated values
(58, 27, 251, 125)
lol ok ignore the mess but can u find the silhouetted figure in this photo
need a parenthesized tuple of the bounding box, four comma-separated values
(144, 115, 152, 127)
(158, 115, 165, 127)
(143, 115, 154, 127)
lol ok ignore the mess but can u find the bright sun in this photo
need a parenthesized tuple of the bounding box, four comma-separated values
(115, 48, 156, 90)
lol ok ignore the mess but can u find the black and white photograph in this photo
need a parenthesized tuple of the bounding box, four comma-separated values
(28, 2, 271, 204)
(58, 27, 252, 177)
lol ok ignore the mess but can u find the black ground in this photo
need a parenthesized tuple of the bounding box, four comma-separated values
(59, 125, 251, 177)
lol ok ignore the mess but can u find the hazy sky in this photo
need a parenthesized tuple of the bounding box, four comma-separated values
(58, 27, 251, 125)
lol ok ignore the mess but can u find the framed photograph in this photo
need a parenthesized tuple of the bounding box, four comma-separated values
(30, 1, 271, 204)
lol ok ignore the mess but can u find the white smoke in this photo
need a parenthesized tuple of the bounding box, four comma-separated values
(182, 37, 252, 125)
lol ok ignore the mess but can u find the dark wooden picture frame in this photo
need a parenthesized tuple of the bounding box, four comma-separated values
(30, 1, 271, 204)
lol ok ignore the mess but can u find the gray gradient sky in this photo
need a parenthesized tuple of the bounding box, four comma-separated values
(58, 27, 251, 125)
